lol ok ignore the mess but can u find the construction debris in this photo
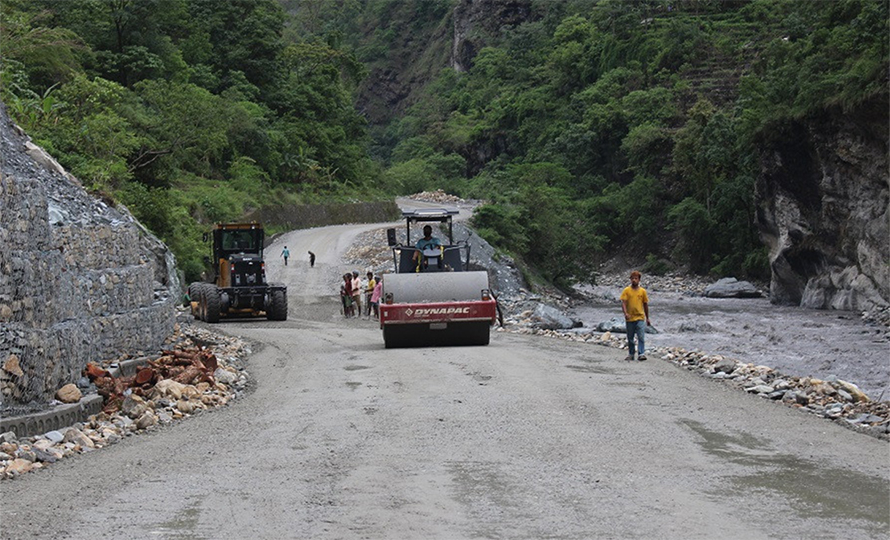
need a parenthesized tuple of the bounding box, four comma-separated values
(86, 347, 220, 415)
(0, 320, 250, 479)
(406, 189, 467, 204)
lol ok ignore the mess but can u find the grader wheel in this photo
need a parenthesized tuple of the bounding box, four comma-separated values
(203, 285, 221, 323)
(267, 289, 288, 321)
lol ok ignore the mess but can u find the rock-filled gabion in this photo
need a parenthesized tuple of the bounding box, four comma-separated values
(0, 321, 250, 479)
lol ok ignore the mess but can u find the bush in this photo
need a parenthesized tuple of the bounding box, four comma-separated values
(643, 253, 673, 276)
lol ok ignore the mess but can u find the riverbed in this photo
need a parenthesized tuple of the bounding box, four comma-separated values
(571, 286, 890, 400)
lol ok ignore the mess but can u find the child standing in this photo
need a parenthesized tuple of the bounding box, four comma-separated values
(370, 275, 383, 319)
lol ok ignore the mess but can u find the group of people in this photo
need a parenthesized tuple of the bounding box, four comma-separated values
(341, 270, 382, 319)
(284, 237, 651, 355)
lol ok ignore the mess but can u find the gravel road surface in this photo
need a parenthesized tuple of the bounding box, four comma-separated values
(1, 205, 887, 539)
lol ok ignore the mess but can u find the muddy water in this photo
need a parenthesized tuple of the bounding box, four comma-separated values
(571, 290, 890, 400)
(680, 419, 889, 537)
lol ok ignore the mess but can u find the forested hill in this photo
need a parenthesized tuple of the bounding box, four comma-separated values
(2, 0, 888, 307)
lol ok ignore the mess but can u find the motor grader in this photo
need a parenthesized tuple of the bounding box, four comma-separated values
(379, 209, 497, 347)
(188, 222, 287, 322)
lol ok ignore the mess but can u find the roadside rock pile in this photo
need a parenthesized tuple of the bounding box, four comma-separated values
(588, 272, 714, 297)
(0, 322, 250, 479)
(862, 305, 890, 331)
(659, 348, 888, 434)
(86, 347, 222, 415)
(496, 323, 890, 439)
(499, 294, 577, 329)
(344, 228, 394, 274)
(406, 189, 467, 204)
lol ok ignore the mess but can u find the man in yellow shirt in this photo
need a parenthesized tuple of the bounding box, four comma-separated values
(620, 270, 651, 361)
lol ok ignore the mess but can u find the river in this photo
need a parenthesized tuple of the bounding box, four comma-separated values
(571, 285, 889, 400)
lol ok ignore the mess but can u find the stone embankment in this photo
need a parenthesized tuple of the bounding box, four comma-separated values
(0, 319, 250, 479)
(0, 103, 179, 412)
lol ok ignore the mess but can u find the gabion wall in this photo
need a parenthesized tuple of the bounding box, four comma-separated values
(0, 104, 179, 410)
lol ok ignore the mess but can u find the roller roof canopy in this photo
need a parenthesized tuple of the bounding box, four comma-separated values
(401, 208, 459, 223)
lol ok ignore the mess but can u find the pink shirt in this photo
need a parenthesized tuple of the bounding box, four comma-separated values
(351, 277, 361, 296)
(371, 281, 382, 303)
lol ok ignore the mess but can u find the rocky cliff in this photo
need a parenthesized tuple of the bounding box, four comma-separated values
(451, 0, 534, 73)
(755, 94, 889, 311)
(355, 0, 534, 127)
(0, 104, 179, 411)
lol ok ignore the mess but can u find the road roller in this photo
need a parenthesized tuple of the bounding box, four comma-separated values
(379, 209, 498, 348)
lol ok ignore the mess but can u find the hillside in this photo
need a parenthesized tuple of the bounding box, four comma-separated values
(342, 0, 889, 308)
(1, 0, 887, 308)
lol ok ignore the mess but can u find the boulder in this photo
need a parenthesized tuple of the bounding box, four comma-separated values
(3, 355, 24, 377)
(678, 321, 716, 332)
(210, 367, 238, 386)
(135, 411, 158, 430)
(121, 394, 147, 419)
(834, 380, 870, 403)
(55, 383, 82, 403)
(704, 278, 762, 298)
(529, 303, 574, 330)
(62, 428, 95, 449)
(713, 358, 737, 374)
(595, 318, 659, 334)
(154, 379, 186, 400)
(5, 458, 33, 475)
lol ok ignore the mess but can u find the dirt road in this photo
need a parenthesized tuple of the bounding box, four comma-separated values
(1, 209, 888, 539)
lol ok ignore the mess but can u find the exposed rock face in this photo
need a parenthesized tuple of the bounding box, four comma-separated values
(354, 16, 451, 126)
(755, 95, 889, 311)
(0, 103, 179, 410)
(451, 0, 534, 72)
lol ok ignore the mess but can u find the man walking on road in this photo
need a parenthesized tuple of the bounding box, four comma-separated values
(308, 251, 315, 267)
(281, 246, 290, 266)
(621, 270, 650, 361)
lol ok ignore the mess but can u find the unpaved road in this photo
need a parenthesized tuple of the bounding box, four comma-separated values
(1, 208, 888, 539)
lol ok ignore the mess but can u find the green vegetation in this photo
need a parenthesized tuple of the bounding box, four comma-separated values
(1, 0, 379, 280)
(2, 0, 886, 289)
(355, 0, 887, 286)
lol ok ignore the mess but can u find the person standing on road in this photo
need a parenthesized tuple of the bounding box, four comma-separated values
(308, 251, 316, 267)
(364, 272, 376, 319)
(341, 273, 354, 317)
(621, 270, 650, 361)
(281, 246, 290, 266)
(370, 275, 382, 319)
(351, 271, 362, 316)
